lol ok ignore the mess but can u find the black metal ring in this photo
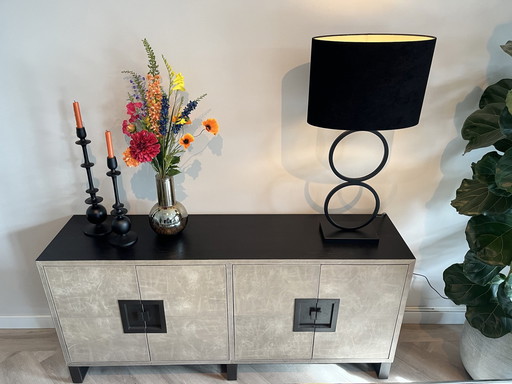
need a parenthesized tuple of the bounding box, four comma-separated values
(324, 181, 380, 230)
(328, 130, 389, 182)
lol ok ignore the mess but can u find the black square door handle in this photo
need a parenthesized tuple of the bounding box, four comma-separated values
(293, 298, 340, 332)
(118, 300, 167, 333)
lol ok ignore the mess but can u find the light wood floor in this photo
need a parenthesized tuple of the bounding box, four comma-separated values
(0, 324, 476, 384)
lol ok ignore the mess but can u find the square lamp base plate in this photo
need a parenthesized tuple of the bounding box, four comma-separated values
(319, 215, 380, 243)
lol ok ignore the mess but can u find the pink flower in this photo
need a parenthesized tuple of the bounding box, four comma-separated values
(126, 102, 143, 116)
(128, 130, 160, 163)
(126, 102, 143, 123)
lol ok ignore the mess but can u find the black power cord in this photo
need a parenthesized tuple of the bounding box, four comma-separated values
(413, 272, 449, 300)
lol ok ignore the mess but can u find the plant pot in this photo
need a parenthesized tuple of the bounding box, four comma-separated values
(148, 175, 188, 235)
(460, 321, 512, 380)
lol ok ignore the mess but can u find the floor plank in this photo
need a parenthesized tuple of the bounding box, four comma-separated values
(0, 324, 474, 383)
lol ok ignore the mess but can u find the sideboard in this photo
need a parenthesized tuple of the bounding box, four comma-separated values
(36, 214, 415, 383)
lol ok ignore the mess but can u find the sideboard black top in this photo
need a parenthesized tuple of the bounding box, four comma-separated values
(36, 214, 415, 262)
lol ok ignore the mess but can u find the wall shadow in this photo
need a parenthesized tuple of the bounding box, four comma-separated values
(416, 21, 512, 308)
(7, 216, 71, 315)
(281, 63, 395, 214)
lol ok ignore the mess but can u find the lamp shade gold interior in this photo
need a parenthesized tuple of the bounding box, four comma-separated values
(315, 34, 435, 43)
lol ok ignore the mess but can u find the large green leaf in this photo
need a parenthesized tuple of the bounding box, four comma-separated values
(443, 263, 493, 306)
(466, 304, 512, 338)
(462, 103, 505, 153)
(497, 278, 512, 317)
(463, 250, 502, 285)
(471, 151, 500, 185)
(466, 215, 512, 266)
(444, 265, 512, 338)
(495, 101, 512, 151)
(496, 147, 512, 192)
(507, 91, 512, 112)
(494, 137, 512, 153)
(451, 178, 512, 215)
(479, 79, 512, 108)
(501, 41, 512, 58)
(500, 105, 512, 137)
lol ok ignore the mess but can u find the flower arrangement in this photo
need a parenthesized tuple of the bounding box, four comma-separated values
(121, 39, 218, 178)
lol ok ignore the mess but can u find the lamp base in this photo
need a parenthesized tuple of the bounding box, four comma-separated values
(319, 215, 381, 243)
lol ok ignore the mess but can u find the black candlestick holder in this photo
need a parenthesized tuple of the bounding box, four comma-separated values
(75, 127, 110, 237)
(106, 156, 137, 247)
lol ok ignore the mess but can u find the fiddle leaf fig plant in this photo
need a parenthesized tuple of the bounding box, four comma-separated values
(443, 41, 512, 338)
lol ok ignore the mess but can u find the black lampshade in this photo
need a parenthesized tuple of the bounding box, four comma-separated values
(307, 34, 436, 131)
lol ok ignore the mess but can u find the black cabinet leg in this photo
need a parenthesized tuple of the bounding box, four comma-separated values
(221, 364, 238, 380)
(227, 364, 238, 380)
(69, 366, 89, 383)
(374, 362, 391, 379)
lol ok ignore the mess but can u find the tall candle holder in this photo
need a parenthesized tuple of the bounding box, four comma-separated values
(106, 156, 137, 247)
(75, 127, 110, 237)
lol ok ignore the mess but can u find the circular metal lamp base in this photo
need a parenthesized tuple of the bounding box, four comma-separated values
(324, 181, 380, 230)
(323, 130, 389, 235)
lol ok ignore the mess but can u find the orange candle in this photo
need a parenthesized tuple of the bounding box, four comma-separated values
(105, 130, 114, 158)
(72, 101, 83, 128)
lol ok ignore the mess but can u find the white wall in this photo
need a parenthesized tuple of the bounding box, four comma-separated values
(1, 0, 512, 327)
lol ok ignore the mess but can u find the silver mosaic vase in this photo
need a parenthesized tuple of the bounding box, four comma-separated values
(148, 175, 188, 235)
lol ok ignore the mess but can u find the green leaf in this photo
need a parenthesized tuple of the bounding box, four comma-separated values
(500, 105, 512, 138)
(497, 278, 512, 317)
(471, 151, 500, 184)
(494, 137, 512, 153)
(443, 263, 494, 306)
(506, 91, 512, 115)
(496, 147, 512, 192)
(479, 79, 512, 108)
(466, 304, 512, 338)
(466, 215, 512, 266)
(143, 38, 159, 76)
(463, 250, 502, 285)
(462, 103, 505, 153)
(451, 178, 512, 215)
(444, 265, 512, 338)
(500, 41, 512, 58)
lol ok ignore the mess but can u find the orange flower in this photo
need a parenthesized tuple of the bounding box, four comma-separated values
(179, 133, 195, 149)
(146, 74, 163, 133)
(122, 148, 140, 167)
(202, 118, 219, 135)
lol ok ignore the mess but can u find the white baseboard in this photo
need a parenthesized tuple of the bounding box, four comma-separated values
(0, 315, 54, 328)
(403, 306, 466, 324)
(0, 308, 466, 329)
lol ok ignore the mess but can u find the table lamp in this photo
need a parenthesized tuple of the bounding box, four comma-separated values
(307, 33, 436, 241)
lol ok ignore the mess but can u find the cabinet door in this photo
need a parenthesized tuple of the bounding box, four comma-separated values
(137, 265, 229, 361)
(313, 264, 409, 359)
(44, 266, 150, 363)
(233, 264, 320, 360)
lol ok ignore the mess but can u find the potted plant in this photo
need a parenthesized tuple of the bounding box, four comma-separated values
(443, 41, 512, 379)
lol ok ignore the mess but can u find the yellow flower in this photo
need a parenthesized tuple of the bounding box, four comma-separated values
(202, 118, 219, 135)
(123, 148, 140, 167)
(171, 73, 186, 91)
(179, 133, 195, 149)
(172, 115, 191, 125)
